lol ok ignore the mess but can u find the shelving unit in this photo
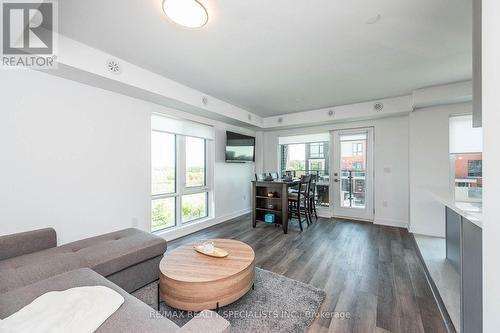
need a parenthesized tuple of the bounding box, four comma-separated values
(251, 180, 298, 234)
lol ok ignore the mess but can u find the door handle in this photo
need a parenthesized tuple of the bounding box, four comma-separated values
(334, 179, 339, 182)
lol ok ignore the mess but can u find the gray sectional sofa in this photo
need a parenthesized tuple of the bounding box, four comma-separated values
(0, 228, 230, 332)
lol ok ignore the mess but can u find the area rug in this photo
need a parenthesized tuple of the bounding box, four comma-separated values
(158, 268, 326, 333)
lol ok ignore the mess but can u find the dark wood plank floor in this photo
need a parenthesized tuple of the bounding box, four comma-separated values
(168, 215, 448, 333)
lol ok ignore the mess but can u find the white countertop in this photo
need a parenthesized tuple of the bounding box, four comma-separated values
(432, 194, 483, 228)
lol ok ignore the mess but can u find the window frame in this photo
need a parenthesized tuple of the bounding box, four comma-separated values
(280, 141, 329, 176)
(352, 143, 363, 156)
(309, 143, 324, 158)
(151, 131, 212, 232)
(184, 136, 207, 189)
(151, 130, 177, 196)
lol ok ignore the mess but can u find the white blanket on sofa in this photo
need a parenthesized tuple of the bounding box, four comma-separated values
(0, 286, 124, 333)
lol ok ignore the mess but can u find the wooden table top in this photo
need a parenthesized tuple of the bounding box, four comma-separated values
(251, 179, 301, 185)
(160, 239, 255, 283)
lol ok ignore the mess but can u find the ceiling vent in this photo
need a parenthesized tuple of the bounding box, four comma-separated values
(202, 96, 209, 105)
(373, 102, 384, 112)
(328, 110, 335, 117)
(247, 114, 252, 121)
(277, 117, 283, 124)
(107, 59, 121, 74)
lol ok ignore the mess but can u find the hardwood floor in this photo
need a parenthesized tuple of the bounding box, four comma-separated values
(168, 215, 448, 333)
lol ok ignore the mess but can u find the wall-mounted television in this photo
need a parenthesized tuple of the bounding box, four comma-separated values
(225, 131, 255, 163)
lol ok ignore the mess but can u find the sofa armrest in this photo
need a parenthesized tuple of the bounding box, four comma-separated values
(0, 228, 57, 260)
(178, 310, 230, 333)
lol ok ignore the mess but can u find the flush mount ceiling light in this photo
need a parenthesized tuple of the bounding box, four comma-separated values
(162, 0, 208, 28)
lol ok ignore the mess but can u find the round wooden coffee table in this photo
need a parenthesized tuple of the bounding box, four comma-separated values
(159, 239, 255, 311)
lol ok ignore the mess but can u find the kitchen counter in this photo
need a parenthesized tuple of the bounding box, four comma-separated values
(432, 194, 482, 228)
(431, 193, 482, 333)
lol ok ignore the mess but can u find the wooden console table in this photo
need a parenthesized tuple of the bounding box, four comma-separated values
(251, 180, 300, 234)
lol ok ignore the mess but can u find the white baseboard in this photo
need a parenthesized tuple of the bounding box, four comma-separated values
(408, 226, 444, 238)
(374, 218, 409, 229)
(156, 209, 251, 242)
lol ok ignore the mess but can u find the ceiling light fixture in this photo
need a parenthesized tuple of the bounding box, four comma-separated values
(162, 0, 208, 29)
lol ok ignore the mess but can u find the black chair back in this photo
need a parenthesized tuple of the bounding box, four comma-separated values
(310, 176, 317, 198)
(300, 175, 312, 197)
(270, 172, 279, 180)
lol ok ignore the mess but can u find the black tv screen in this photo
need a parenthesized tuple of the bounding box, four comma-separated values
(225, 131, 255, 163)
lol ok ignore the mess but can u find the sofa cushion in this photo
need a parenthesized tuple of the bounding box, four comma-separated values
(0, 268, 180, 333)
(58, 228, 167, 277)
(0, 251, 83, 293)
(0, 228, 56, 261)
(0, 228, 167, 294)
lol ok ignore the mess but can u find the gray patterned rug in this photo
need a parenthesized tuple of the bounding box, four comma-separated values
(157, 268, 325, 332)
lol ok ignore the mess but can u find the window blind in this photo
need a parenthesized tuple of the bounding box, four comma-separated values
(151, 113, 215, 140)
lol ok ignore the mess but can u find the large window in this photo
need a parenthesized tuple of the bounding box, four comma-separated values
(280, 142, 328, 177)
(279, 134, 330, 207)
(152, 131, 176, 231)
(151, 115, 212, 232)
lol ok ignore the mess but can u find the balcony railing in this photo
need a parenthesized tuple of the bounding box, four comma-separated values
(280, 169, 329, 178)
(280, 169, 366, 208)
(340, 169, 366, 208)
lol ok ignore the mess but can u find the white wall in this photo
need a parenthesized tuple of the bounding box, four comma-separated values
(0, 69, 255, 244)
(449, 115, 483, 154)
(408, 103, 472, 237)
(482, 0, 500, 330)
(262, 116, 410, 228)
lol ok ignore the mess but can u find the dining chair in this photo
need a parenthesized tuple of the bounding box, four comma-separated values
(309, 175, 318, 220)
(288, 175, 312, 230)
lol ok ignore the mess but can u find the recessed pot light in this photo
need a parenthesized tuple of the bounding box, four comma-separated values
(163, 0, 208, 29)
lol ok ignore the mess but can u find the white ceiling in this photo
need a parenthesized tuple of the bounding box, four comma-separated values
(59, 0, 472, 117)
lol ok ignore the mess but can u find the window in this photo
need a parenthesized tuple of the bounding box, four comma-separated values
(152, 198, 175, 231)
(278, 133, 330, 206)
(182, 192, 208, 223)
(352, 143, 363, 156)
(468, 160, 482, 177)
(309, 143, 324, 158)
(449, 115, 483, 202)
(284, 143, 306, 176)
(185, 136, 206, 187)
(308, 159, 325, 172)
(151, 131, 176, 231)
(280, 141, 329, 177)
(151, 115, 213, 232)
(152, 131, 175, 195)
